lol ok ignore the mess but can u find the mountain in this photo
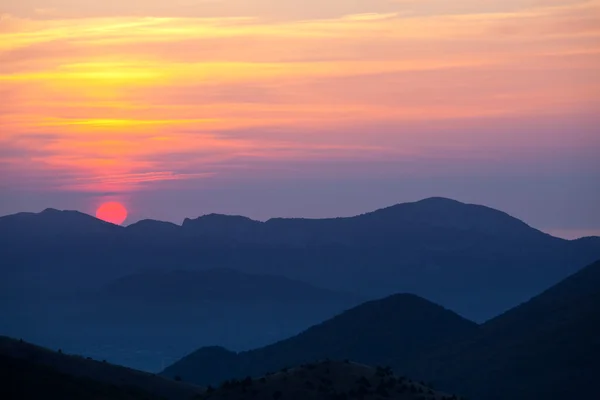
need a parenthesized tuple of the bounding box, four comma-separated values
(407, 259, 600, 400)
(0, 336, 202, 400)
(3, 268, 363, 372)
(193, 360, 461, 400)
(0, 208, 122, 238)
(126, 219, 181, 236)
(102, 268, 363, 305)
(182, 214, 262, 240)
(0, 338, 461, 400)
(162, 260, 600, 398)
(1, 354, 163, 400)
(0, 208, 126, 295)
(90, 269, 363, 355)
(2, 197, 598, 323)
(161, 293, 478, 387)
(182, 196, 551, 245)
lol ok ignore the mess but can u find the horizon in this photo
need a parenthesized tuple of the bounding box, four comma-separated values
(2, 196, 598, 240)
(1, 0, 599, 238)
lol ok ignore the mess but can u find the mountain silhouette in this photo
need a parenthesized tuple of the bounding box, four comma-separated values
(0, 197, 560, 244)
(193, 360, 462, 400)
(126, 219, 180, 236)
(0, 208, 122, 238)
(161, 259, 600, 398)
(3, 199, 599, 397)
(182, 214, 262, 239)
(0, 336, 202, 400)
(175, 197, 552, 247)
(1, 197, 599, 322)
(1, 337, 463, 400)
(1, 355, 164, 400)
(160, 293, 477, 386)
(407, 258, 600, 400)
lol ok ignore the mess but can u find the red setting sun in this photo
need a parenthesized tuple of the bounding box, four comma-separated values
(96, 202, 128, 225)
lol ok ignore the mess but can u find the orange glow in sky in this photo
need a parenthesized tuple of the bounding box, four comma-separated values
(1, 0, 599, 196)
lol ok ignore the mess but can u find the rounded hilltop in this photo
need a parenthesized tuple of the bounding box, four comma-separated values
(195, 359, 462, 400)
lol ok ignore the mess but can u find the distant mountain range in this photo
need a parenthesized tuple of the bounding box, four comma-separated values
(2, 197, 600, 372)
(102, 268, 362, 306)
(161, 259, 600, 400)
(1, 269, 362, 372)
(3, 194, 598, 398)
(2, 197, 598, 322)
(0, 196, 578, 244)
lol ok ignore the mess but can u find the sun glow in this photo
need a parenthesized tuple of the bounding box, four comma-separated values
(1, 0, 599, 193)
(96, 202, 128, 225)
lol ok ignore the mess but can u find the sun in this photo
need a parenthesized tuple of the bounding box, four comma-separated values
(96, 202, 128, 225)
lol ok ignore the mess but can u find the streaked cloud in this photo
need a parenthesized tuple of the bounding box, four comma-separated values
(0, 0, 598, 193)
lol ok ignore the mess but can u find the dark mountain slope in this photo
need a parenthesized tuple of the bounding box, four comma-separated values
(180, 197, 551, 245)
(126, 219, 181, 236)
(195, 360, 461, 400)
(161, 294, 478, 386)
(0, 208, 122, 238)
(0, 336, 202, 400)
(1, 354, 163, 400)
(408, 259, 600, 400)
(182, 214, 262, 240)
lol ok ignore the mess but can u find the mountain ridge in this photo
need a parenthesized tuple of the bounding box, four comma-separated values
(194, 360, 461, 400)
(2, 197, 597, 242)
(0, 336, 202, 400)
(160, 293, 478, 386)
(0, 197, 565, 236)
(2, 197, 596, 244)
(3, 268, 363, 372)
(161, 259, 600, 399)
(2, 196, 599, 323)
(407, 259, 600, 400)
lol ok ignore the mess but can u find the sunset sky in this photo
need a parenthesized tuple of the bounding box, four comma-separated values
(0, 0, 599, 237)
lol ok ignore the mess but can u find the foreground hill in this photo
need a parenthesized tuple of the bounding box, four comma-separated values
(0, 336, 202, 400)
(0, 342, 462, 400)
(1, 354, 163, 400)
(409, 259, 600, 400)
(161, 294, 477, 386)
(195, 360, 461, 400)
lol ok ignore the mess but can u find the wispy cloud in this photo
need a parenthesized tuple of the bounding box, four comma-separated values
(1, 0, 598, 192)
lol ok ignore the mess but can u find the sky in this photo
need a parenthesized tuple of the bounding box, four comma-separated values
(0, 0, 599, 238)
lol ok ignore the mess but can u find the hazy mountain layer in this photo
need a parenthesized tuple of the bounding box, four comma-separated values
(1, 269, 362, 372)
(2, 197, 598, 322)
(407, 259, 600, 400)
(161, 293, 478, 386)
